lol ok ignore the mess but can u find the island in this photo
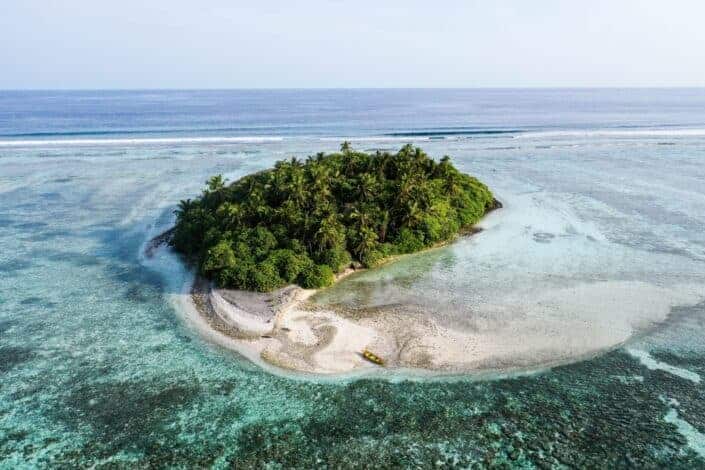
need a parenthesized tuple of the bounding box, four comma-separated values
(171, 143, 497, 290)
(165, 143, 502, 375)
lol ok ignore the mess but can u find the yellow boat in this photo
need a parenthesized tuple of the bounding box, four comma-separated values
(362, 349, 384, 366)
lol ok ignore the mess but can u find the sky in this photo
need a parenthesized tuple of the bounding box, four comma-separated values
(2, 0, 705, 89)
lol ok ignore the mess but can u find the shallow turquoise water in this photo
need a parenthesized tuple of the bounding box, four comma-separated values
(3, 110, 705, 465)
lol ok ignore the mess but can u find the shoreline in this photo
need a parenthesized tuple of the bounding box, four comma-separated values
(182, 267, 685, 379)
(150, 203, 506, 376)
(151, 196, 703, 378)
(155, 200, 586, 377)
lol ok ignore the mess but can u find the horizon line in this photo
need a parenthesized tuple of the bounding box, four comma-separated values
(2, 86, 705, 92)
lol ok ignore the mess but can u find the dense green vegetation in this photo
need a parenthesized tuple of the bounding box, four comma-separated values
(171, 144, 496, 291)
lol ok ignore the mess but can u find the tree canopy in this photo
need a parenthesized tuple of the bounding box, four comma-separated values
(171, 143, 495, 292)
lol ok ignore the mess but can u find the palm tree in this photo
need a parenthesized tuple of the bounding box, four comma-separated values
(315, 215, 344, 251)
(308, 163, 332, 200)
(207, 174, 226, 192)
(358, 173, 377, 201)
(378, 211, 390, 242)
(217, 202, 243, 230)
(174, 198, 194, 218)
(401, 200, 424, 228)
(395, 173, 415, 206)
(274, 199, 304, 234)
(349, 207, 370, 230)
(288, 170, 307, 206)
(354, 226, 378, 257)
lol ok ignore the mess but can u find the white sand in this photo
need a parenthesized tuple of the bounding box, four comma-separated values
(175, 275, 702, 377)
(210, 289, 273, 335)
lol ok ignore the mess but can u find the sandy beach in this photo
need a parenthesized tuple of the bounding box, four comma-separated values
(155, 192, 705, 378)
(160, 224, 700, 377)
(179, 272, 701, 377)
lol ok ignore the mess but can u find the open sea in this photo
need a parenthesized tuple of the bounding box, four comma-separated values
(2, 89, 705, 467)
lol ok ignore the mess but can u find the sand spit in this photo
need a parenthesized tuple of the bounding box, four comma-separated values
(188, 269, 382, 374)
(183, 275, 702, 376)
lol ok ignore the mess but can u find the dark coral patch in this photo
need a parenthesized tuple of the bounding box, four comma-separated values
(58, 378, 202, 448)
(0, 259, 32, 273)
(0, 346, 35, 373)
(228, 351, 703, 468)
(20, 297, 44, 306)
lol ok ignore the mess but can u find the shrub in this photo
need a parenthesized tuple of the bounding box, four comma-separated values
(201, 240, 236, 275)
(216, 261, 252, 289)
(248, 261, 284, 292)
(265, 249, 313, 284)
(318, 247, 352, 273)
(287, 238, 307, 254)
(377, 243, 398, 257)
(298, 264, 334, 289)
(247, 227, 278, 260)
(395, 228, 425, 254)
(362, 249, 386, 268)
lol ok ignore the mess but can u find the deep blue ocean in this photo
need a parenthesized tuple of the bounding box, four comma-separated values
(2, 88, 705, 141)
(2, 89, 705, 468)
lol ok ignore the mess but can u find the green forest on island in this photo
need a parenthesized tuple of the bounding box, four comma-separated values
(171, 143, 496, 291)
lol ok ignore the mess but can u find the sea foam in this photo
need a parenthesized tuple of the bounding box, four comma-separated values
(516, 127, 705, 139)
(0, 136, 284, 147)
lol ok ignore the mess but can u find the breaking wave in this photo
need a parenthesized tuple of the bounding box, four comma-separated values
(0, 136, 285, 147)
(516, 127, 705, 139)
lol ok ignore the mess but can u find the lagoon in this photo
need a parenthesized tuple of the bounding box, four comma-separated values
(2, 89, 705, 466)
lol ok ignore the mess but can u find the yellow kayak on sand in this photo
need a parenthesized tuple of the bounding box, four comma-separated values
(362, 349, 384, 366)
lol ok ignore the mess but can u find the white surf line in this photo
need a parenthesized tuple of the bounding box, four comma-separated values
(515, 128, 705, 139)
(626, 348, 701, 384)
(318, 136, 431, 142)
(0, 136, 284, 147)
(663, 398, 705, 459)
